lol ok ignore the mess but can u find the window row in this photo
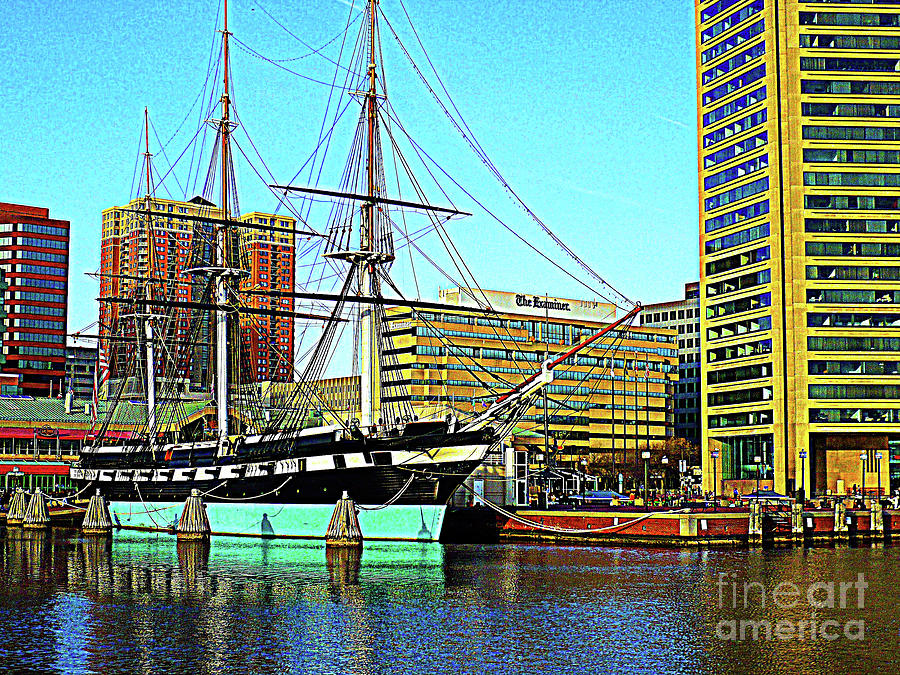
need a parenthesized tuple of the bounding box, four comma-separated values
(704, 109, 767, 149)
(800, 33, 900, 50)
(707, 314, 772, 342)
(708, 408, 772, 429)
(7, 332, 65, 344)
(705, 153, 769, 190)
(706, 222, 770, 254)
(808, 288, 900, 304)
(806, 241, 900, 256)
(701, 19, 765, 64)
(808, 312, 900, 328)
(809, 360, 900, 376)
(706, 268, 771, 297)
(0, 235, 68, 251)
(18, 346, 65, 357)
(705, 177, 769, 212)
(810, 384, 900, 399)
(10, 319, 64, 330)
(810, 408, 900, 424)
(707, 291, 772, 319)
(803, 102, 900, 118)
(642, 307, 700, 324)
(701, 0, 764, 44)
(807, 264, 900, 280)
(14, 250, 67, 263)
(808, 336, 900, 351)
(805, 171, 900, 187)
(0, 222, 68, 237)
(802, 79, 900, 96)
(704, 86, 766, 127)
(708, 386, 772, 407)
(9, 305, 65, 317)
(805, 217, 900, 233)
(805, 194, 900, 210)
(799, 12, 900, 27)
(16, 264, 66, 277)
(800, 57, 900, 72)
(702, 42, 766, 85)
(803, 124, 900, 141)
(705, 199, 769, 234)
(703, 65, 766, 106)
(704, 132, 768, 169)
(707, 337, 772, 364)
(700, 0, 748, 24)
(705, 244, 770, 276)
(804, 148, 900, 165)
(707, 361, 771, 385)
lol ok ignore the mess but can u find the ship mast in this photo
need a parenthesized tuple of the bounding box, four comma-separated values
(142, 106, 158, 443)
(359, 0, 381, 429)
(215, 0, 234, 449)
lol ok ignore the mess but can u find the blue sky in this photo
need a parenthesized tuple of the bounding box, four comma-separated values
(0, 0, 699, 335)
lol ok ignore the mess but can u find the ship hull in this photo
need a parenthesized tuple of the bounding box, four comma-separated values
(108, 501, 449, 541)
(72, 426, 491, 541)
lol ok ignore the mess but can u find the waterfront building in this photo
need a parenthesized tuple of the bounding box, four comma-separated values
(0, 202, 70, 397)
(0, 397, 90, 492)
(237, 212, 295, 383)
(384, 288, 678, 473)
(99, 198, 295, 388)
(696, 0, 900, 496)
(65, 341, 97, 400)
(640, 282, 702, 447)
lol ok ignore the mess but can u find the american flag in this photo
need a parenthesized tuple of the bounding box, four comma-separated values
(92, 341, 109, 423)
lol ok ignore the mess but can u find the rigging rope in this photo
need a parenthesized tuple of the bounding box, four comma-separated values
(383, 6, 633, 308)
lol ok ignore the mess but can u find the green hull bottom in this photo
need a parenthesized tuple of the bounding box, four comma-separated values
(110, 501, 447, 542)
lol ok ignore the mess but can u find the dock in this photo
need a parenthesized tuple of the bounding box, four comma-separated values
(444, 500, 900, 548)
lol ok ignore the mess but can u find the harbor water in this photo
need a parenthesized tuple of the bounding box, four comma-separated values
(1, 530, 899, 674)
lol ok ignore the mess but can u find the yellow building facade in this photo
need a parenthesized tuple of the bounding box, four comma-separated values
(382, 289, 678, 472)
(696, 0, 900, 496)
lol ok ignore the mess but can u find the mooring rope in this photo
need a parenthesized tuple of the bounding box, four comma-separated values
(357, 475, 415, 511)
(135, 481, 163, 529)
(460, 483, 688, 535)
(63, 480, 95, 501)
(54, 498, 88, 512)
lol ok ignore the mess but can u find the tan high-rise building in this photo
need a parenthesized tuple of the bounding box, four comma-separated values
(99, 198, 295, 390)
(696, 1, 900, 497)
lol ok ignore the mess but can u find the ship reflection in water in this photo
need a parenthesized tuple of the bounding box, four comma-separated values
(1, 530, 899, 673)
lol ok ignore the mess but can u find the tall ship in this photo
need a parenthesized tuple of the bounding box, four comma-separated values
(71, 0, 640, 540)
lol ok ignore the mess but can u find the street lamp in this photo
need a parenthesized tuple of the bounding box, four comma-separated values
(661, 456, 669, 494)
(754, 454, 762, 497)
(711, 450, 719, 510)
(798, 449, 807, 503)
(876, 452, 884, 500)
(641, 450, 651, 510)
(580, 458, 587, 501)
(859, 451, 867, 497)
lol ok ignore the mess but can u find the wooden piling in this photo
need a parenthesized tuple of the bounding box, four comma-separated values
(834, 501, 849, 544)
(326, 491, 363, 547)
(6, 487, 27, 527)
(791, 502, 804, 544)
(748, 501, 763, 546)
(82, 489, 113, 537)
(23, 488, 50, 530)
(176, 489, 211, 541)
(871, 500, 885, 542)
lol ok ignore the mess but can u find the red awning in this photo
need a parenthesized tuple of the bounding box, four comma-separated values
(0, 463, 69, 476)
